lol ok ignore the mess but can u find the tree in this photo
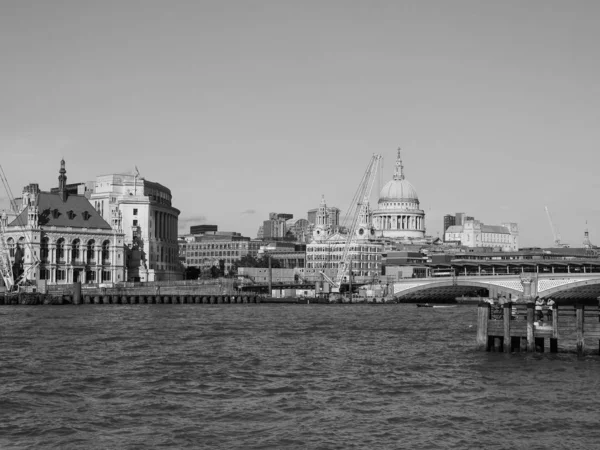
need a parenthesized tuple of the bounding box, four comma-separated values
(184, 266, 200, 280)
(210, 265, 220, 278)
(256, 255, 281, 268)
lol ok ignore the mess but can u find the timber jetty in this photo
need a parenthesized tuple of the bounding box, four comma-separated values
(477, 300, 600, 355)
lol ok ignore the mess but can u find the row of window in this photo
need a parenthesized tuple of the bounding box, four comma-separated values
(38, 269, 112, 282)
(186, 250, 247, 258)
(307, 246, 382, 252)
(307, 262, 379, 270)
(180, 243, 254, 251)
(307, 254, 381, 261)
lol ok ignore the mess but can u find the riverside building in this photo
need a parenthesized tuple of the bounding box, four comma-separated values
(2, 160, 126, 286)
(89, 170, 181, 282)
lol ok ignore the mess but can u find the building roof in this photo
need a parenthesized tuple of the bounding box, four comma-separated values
(9, 192, 112, 230)
(445, 224, 510, 234)
(481, 225, 510, 234)
(378, 179, 419, 203)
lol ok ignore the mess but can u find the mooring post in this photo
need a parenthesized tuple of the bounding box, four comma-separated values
(73, 282, 82, 305)
(576, 303, 585, 356)
(476, 301, 490, 351)
(503, 302, 511, 353)
(527, 302, 535, 352)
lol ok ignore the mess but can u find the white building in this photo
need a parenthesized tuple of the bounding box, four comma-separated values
(90, 171, 181, 282)
(305, 195, 383, 283)
(445, 220, 519, 251)
(372, 149, 426, 240)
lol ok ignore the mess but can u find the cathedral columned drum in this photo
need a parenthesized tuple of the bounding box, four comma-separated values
(372, 148, 426, 240)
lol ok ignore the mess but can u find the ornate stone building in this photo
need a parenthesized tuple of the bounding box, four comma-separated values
(2, 160, 126, 286)
(90, 170, 181, 282)
(445, 220, 519, 251)
(305, 195, 383, 283)
(372, 149, 426, 240)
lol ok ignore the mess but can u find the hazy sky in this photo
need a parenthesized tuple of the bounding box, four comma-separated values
(1, 1, 598, 247)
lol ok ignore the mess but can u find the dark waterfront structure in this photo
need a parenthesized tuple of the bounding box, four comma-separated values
(477, 300, 600, 355)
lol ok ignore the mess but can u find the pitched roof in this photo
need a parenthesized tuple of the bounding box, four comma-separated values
(9, 192, 112, 230)
(481, 225, 510, 234)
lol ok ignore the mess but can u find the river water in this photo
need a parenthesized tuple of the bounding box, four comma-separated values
(1, 304, 600, 449)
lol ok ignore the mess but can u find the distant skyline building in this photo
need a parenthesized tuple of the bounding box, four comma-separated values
(190, 224, 218, 235)
(443, 215, 456, 241)
(178, 231, 262, 275)
(445, 219, 519, 251)
(260, 213, 294, 240)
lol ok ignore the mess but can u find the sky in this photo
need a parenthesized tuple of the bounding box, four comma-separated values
(1, 0, 599, 247)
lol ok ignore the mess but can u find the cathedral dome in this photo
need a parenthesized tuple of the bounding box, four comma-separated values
(378, 178, 418, 203)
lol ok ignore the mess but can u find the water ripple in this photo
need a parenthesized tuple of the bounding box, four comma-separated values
(1, 304, 600, 449)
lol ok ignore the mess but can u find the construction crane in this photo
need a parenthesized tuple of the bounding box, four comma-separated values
(544, 206, 569, 248)
(0, 164, 40, 292)
(320, 153, 382, 294)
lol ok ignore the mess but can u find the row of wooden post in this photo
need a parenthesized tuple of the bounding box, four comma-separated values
(477, 302, 587, 355)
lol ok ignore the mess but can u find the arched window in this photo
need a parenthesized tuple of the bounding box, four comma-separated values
(87, 240, 95, 263)
(40, 237, 49, 262)
(102, 240, 110, 264)
(56, 238, 65, 262)
(72, 239, 81, 261)
(17, 237, 26, 262)
(6, 237, 15, 257)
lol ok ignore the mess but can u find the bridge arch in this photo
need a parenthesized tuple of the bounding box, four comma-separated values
(393, 279, 523, 299)
(539, 278, 600, 300)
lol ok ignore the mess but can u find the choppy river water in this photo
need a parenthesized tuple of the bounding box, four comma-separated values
(1, 304, 600, 449)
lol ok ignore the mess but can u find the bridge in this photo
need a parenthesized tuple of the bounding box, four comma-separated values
(392, 273, 600, 302)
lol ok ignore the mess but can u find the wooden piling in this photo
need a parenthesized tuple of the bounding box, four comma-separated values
(527, 302, 535, 352)
(73, 282, 82, 304)
(576, 303, 585, 356)
(476, 302, 490, 351)
(520, 336, 527, 352)
(503, 302, 511, 353)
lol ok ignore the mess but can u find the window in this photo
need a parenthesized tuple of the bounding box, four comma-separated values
(57, 270, 66, 281)
(86, 240, 95, 263)
(102, 270, 111, 281)
(133, 208, 138, 215)
(133, 220, 138, 226)
(57, 238, 65, 261)
(72, 239, 81, 261)
(40, 237, 49, 262)
(102, 241, 110, 263)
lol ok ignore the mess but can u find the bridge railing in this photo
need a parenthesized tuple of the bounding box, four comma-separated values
(425, 269, 600, 280)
